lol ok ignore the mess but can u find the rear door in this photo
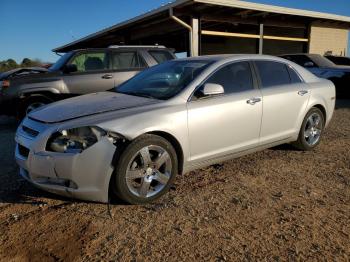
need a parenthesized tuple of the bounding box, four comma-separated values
(110, 51, 148, 87)
(62, 50, 114, 94)
(254, 60, 310, 144)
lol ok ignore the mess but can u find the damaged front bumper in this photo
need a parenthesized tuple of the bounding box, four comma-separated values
(15, 118, 117, 203)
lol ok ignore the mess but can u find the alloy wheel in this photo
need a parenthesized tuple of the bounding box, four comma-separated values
(125, 145, 172, 198)
(304, 112, 323, 146)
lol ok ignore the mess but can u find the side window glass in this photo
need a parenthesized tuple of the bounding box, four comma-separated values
(69, 52, 108, 72)
(205, 62, 254, 94)
(255, 61, 291, 88)
(288, 66, 302, 84)
(112, 52, 146, 70)
(149, 51, 174, 63)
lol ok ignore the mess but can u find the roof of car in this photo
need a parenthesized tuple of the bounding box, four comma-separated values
(325, 55, 350, 58)
(176, 54, 290, 62)
(67, 46, 172, 53)
(280, 53, 322, 57)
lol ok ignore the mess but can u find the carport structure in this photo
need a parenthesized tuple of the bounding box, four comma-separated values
(53, 0, 350, 57)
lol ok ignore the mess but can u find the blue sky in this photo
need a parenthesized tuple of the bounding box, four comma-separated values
(0, 0, 350, 63)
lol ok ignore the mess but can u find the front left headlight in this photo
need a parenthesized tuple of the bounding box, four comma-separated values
(47, 126, 107, 153)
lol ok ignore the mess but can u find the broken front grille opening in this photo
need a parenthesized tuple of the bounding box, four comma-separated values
(35, 177, 78, 189)
(22, 125, 39, 137)
(18, 144, 30, 158)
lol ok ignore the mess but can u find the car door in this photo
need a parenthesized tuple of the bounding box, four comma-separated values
(187, 61, 263, 164)
(254, 60, 310, 144)
(110, 51, 147, 88)
(62, 50, 114, 94)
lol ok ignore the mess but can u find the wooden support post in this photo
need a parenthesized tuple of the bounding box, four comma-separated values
(259, 23, 264, 54)
(191, 18, 199, 56)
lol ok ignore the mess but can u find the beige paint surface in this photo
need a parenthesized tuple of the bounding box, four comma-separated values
(309, 23, 349, 56)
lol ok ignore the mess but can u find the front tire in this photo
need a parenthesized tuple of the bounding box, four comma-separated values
(113, 134, 178, 205)
(292, 107, 325, 151)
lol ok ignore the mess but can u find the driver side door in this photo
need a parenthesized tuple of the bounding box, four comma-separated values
(187, 61, 263, 165)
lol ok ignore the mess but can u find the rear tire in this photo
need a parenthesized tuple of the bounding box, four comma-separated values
(113, 134, 178, 205)
(292, 107, 324, 151)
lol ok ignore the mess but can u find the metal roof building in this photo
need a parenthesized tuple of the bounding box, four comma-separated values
(53, 0, 350, 57)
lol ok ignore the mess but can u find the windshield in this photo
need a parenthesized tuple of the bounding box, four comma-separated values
(309, 54, 336, 67)
(49, 52, 74, 72)
(116, 60, 213, 100)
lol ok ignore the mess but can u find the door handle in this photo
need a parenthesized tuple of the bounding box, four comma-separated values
(298, 90, 308, 96)
(246, 97, 261, 105)
(101, 74, 113, 79)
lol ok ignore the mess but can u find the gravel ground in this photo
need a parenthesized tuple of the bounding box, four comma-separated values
(0, 101, 349, 261)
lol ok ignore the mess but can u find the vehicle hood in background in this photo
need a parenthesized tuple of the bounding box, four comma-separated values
(29, 92, 159, 123)
(9, 70, 62, 84)
(0, 67, 48, 80)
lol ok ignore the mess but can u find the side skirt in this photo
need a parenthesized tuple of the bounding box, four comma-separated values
(183, 137, 295, 174)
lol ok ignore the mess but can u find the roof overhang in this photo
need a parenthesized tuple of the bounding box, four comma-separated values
(53, 0, 350, 53)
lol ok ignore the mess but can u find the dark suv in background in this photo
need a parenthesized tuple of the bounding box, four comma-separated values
(0, 45, 175, 117)
(281, 53, 350, 99)
(325, 55, 350, 66)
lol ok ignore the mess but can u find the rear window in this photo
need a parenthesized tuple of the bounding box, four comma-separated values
(255, 61, 291, 88)
(281, 55, 313, 67)
(148, 50, 174, 63)
(287, 66, 302, 84)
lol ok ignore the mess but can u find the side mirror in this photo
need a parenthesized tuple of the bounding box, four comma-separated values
(63, 64, 78, 73)
(202, 83, 224, 96)
(304, 62, 315, 68)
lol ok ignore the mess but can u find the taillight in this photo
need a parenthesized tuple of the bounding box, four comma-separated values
(2, 80, 10, 88)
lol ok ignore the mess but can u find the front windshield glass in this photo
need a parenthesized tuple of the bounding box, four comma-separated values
(49, 52, 74, 72)
(309, 54, 335, 67)
(116, 60, 213, 100)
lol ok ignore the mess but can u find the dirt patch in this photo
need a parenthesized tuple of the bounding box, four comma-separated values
(0, 103, 349, 261)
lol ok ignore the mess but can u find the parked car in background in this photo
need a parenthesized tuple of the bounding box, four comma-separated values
(0, 46, 175, 118)
(15, 55, 335, 204)
(280, 53, 350, 98)
(325, 55, 350, 66)
(0, 67, 49, 115)
(0, 67, 48, 81)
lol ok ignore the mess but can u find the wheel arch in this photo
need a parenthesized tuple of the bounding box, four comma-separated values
(21, 92, 55, 100)
(312, 104, 327, 121)
(146, 131, 185, 175)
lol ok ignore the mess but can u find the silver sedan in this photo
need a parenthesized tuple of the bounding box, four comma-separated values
(15, 55, 335, 204)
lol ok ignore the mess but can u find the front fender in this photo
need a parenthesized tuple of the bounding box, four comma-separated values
(97, 105, 190, 165)
(18, 79, 69, 96)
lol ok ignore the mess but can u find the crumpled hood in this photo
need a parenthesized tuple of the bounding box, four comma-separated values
(29, 92, 159, 123)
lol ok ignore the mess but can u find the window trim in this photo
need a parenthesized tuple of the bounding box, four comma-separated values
(286, 64, 304, 84)
(188, 60, 259, 102)
(109, 50, 148, 72)
(65, 50, 111, 75)
(253, 60, 305, 89)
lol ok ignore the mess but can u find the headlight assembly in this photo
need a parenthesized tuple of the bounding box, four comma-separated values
(47, 126, 107, 153)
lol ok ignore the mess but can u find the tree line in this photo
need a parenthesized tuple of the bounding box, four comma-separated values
(0, 58, 46, 73)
